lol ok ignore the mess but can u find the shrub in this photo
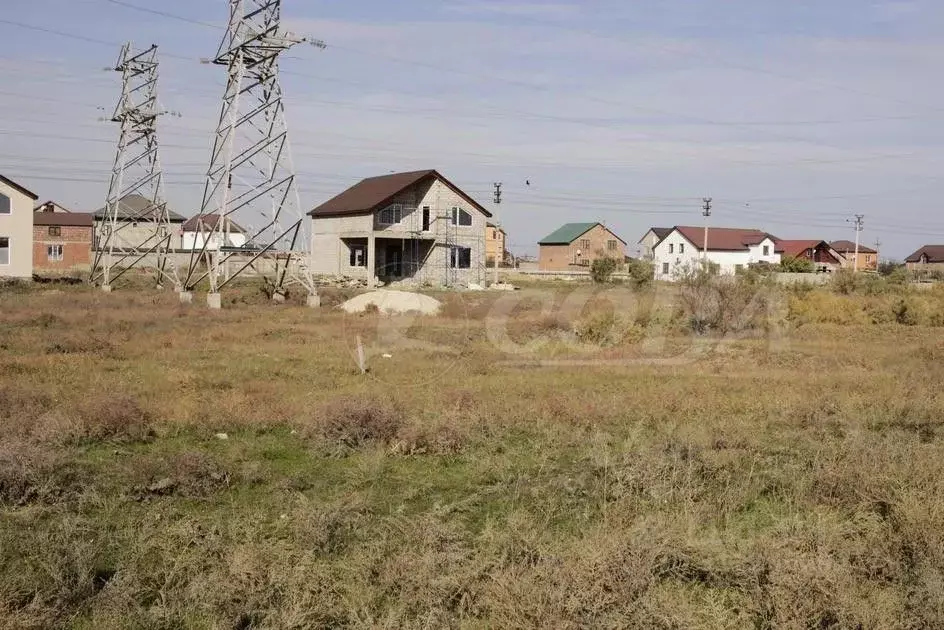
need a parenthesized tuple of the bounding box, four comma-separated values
(779, 256, 815, 273)
(878, 260, 904, 276)
(590, 257, 619, 284)
(677, 264, 774, 334)
(831, 269, 858, 295)
(318, 396, 402, 448)
(573, 312, 646, 347)
(74, 394, 154, 443)
(625, 258, 654, 289)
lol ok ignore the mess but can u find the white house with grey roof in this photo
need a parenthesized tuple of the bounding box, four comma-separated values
(308, 170, 492, 287)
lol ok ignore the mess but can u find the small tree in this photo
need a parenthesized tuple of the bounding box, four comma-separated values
(779, 256, 815, 273)
(590, 257, 618, 283)
(625, 258, 654, 289)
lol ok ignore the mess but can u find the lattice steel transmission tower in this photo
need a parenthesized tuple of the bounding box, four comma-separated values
(91, 42, 178, 291)
(183, 0, 322, 308)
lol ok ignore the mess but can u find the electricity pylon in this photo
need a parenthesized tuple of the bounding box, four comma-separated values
(91, 42, 178, 291)
(183, 0, 322, 308)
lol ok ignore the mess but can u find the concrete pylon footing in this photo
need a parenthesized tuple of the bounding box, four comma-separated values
(178, 291, 193, 305)
(307, 294, 321, 308)
(272, 292, 286, 305)
(101, 285, 113, 293)
(207, 293, 222, 310)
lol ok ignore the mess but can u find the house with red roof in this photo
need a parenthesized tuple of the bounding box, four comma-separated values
(652, 226, 781, 280)
(776, 239, 842, 272)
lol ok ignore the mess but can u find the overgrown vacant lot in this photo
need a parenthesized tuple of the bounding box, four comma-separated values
(1, 281, 944, 629)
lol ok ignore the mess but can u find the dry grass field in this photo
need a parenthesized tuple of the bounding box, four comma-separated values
(1, 277, 944, 629)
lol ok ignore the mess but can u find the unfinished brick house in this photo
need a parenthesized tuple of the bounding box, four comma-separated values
(33, 202, 94, 273)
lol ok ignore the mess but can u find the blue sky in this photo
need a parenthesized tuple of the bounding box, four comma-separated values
(2, 0, 943, 258)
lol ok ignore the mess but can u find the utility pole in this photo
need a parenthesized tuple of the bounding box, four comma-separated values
(492, 182, 502, 286)
(90, 43, 178, 292)
(183, 0, 324, 308)
(848, 214, 865, 272)
(874, 238, 882, 266)
(702, 197, 712, 262)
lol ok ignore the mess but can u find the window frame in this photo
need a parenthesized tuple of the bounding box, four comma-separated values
(669, 243, 674, 254)
(349, 243, 367, 268)
(48, 226, 61, 237)
(449, 246, 472, 269)
(0, 193, 10, 215)
(763, 244, 770, 256)
(662, 262, 670, 275)
(679, 243, 685, 254)
(378, 204, 403, 226)
(47, 244, 64, 262)
(607, 239, 617, 251)
(451, 206, 473, 227)
(0, 237, 10, 266)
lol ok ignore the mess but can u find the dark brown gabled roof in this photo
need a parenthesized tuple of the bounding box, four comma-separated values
(309, 169, 492, 219)
(181, 214, 247, 233)
(0, 174, 39, 200)
(673, 226, 779, 252)
(906, 245, 944, 264)
(638, 227, 673, 244)
(830, 240, 877, 254)
(33, 212, 93, 227)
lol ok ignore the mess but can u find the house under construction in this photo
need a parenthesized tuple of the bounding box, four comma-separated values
(308, 170, 491, 287)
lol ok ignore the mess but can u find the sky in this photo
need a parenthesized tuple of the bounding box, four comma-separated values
(2, 0, 944, 258)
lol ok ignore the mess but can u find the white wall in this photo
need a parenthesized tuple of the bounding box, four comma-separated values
(0, 181, 35, 278)
(180, 231, 248, 251)
(653, 231, 781, 281)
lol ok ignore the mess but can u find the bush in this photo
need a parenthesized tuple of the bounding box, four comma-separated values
(573, 312, 646, 347)
(625, 258, 654, 289)
(74, 394, 155, 444)
(590, 257, 619, 284)
(677, 264, 775, 334)
(318, 396, 402, 448)
(878, 260, 904, 276)
(779, 256, 815, 273)
(831, 269, 858, 295)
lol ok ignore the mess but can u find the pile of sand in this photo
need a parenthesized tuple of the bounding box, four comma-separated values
(340, 290, 442, 315)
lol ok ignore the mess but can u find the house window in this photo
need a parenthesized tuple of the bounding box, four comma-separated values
(349, 244, 366, 267)
(450, 246, 471, 268)
(662, 262, 670, 274)
(0, 193, 9, 215)
(0, 237, 9, 265)
(48, 226, 61, 237)
(607, 239, 617, 251)
(679, 243, 685, 254)
(451, 207, 472, 227)
(763, 245, 770, 256)
(422, 206, 430, 231)
(580, 239, 591, 251)
(47, 244, 63, 262)
(669, 244, 674, 254)
(379, 204, 403, 225)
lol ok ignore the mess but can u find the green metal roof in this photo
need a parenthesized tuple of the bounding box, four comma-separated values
(538, 222, 600, 245)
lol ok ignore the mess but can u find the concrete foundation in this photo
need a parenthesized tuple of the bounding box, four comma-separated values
(272, 292, 286, 305)
(101, 284, 113, 293)
(307, 294, 321, 308)
(178, 291, 193, 305)
(207, 292, 222, 310)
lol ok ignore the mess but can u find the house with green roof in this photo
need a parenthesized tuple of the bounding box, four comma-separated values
(538, 222, 626, 271)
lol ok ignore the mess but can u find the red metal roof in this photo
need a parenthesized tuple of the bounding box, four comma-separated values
(776, 239, 825, 258)
(673, 226, 778, 252)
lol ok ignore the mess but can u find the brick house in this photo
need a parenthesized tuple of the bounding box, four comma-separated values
(830, 240, 878, 271)
(486, 222, 507, 266)
(776, 239, 842, 272)
(538, 222, 627, 271)
(33, 202, 94, 273)
(905, 245, 944, 274)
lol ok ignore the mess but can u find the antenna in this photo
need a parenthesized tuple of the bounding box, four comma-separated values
(90, 42, 178, 291)
(183, 0, 324, 308)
